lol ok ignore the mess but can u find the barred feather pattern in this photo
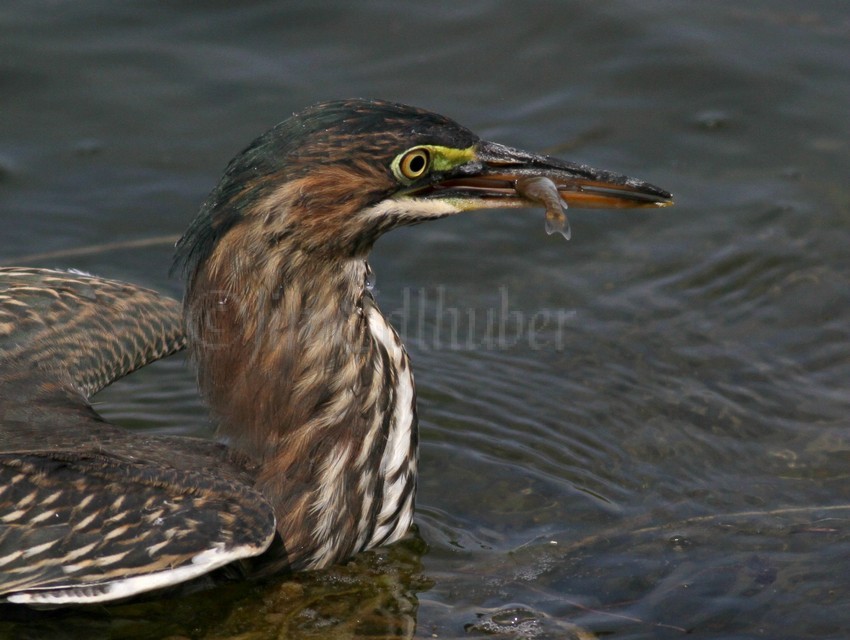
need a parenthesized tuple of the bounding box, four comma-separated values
(0, 267, 186, 397)
(0, 268, 279, 604)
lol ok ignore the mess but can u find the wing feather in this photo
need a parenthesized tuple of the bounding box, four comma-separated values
(0, 268, 277, 605)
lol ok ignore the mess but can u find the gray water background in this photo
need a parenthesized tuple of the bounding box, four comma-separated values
(1, 2, 849, 638)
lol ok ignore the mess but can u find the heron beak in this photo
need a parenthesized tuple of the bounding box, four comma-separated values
(420, 140, 673, 210)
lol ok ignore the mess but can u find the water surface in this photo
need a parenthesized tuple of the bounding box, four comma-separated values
(1, 2, 849, 638)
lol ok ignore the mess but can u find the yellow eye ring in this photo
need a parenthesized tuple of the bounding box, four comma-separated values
(399, 148, 431, 180)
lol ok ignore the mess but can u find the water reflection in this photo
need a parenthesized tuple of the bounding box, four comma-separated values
(2, 0, 850, 637)
(0, 535, 427, 640)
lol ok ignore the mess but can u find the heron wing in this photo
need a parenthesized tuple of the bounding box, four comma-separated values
(0, 268, 276, 605)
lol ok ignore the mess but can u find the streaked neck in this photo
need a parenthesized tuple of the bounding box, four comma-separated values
(184, 238, 417, 568)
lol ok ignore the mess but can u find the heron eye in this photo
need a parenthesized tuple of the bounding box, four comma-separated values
(399, 148, 431, 180)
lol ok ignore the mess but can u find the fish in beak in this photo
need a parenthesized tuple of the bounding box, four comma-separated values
(417, 140, 673, 239)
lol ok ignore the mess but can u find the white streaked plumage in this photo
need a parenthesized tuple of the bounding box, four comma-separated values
(365, 306, 417, 549)
(7, 540, 272, 606)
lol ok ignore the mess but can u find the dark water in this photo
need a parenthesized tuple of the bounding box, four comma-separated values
(2, 2, 849, 638)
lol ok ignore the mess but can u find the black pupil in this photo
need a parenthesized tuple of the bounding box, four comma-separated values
(408, 153, 426, 174)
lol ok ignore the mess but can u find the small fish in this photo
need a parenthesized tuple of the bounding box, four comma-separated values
(515, 176, 571, 240)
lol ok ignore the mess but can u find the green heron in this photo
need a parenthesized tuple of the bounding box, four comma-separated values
(0, 99, 672, 606)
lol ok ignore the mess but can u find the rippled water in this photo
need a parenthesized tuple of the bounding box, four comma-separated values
(2, 2, 849, 638)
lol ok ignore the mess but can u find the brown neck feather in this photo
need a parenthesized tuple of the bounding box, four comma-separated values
(187, 250, 371, 461)
(183, 188, 399, 567)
